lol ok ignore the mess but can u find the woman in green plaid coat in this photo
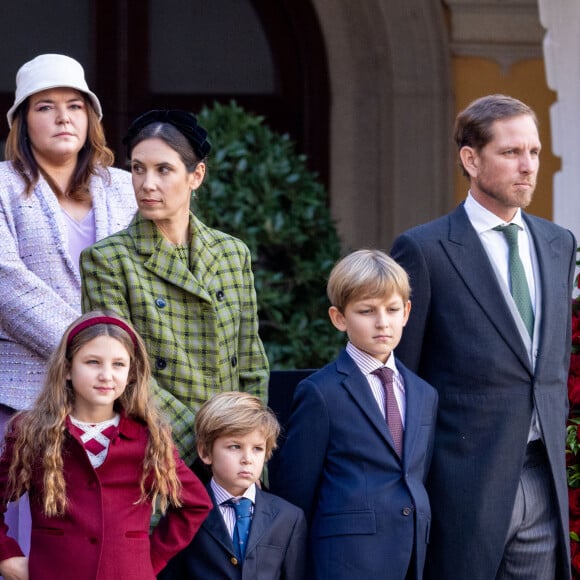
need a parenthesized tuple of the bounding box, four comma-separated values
(80, 110, 269, 466)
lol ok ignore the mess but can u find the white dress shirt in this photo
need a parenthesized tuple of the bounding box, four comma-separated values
(464, 192, 542, 442)
(211, 478, 256, 539)
(346, 342, 406, 427)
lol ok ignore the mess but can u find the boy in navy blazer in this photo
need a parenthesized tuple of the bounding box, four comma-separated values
(158, 392, 307, 580)
(270, 249, 438, 580)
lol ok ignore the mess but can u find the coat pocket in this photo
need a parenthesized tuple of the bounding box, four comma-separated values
(125, 530, 149, 539)
(32, 527, 64, 536)
(315, 510, 376, 538)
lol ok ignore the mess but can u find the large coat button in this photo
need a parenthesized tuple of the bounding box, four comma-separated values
(156, 358, 167, 370)
(230, 556, 239, 566)
(216, 290, 225, 301)
(155, 298, 166, 308)
(402, 507, 412, 516)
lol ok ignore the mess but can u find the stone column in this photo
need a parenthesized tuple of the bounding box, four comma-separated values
(538, 0, 580, 245)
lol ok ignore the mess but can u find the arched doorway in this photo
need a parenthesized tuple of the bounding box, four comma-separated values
(0, 0, 330, 185)
(93, 0, 330, 181)
(0, 0, 454, 250)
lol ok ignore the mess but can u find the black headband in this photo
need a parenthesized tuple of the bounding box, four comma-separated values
(122, 109, 211, 160)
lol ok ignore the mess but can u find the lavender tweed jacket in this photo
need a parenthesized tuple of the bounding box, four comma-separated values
(0, 162, 136, 411)
(80, 212, 269, 465)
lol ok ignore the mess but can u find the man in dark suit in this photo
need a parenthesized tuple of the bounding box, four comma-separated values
(391, 94, 577, 580)
(270, 250, 438, 580)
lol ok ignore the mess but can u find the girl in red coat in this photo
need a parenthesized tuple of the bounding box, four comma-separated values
(0, 311, 212, 580)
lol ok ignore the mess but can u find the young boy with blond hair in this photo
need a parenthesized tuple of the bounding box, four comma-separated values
(270, 249, 438, 580)
(159, 392, 307, 580)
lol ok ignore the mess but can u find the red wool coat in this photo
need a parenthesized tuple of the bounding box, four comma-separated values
(0, 414, 212, 579)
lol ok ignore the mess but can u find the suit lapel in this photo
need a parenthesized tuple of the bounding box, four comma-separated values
(399, 365, 426, 467)
(202, 489, 236, 555)
(336, 351, 400, 456)
(36, 179, 80, 283)
(525, 214, 569, 375)
(131, 213, 213, 300)
(188, 213, 222, 289)
(443, 205, 532, 371)
(245, 490, 278, 555)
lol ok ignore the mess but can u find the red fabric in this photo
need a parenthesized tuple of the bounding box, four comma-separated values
(0, 413, 211, 579)
(78, 424, 117, 456)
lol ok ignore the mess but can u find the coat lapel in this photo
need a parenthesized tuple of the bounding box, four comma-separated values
(399, 365, 426, 467)
(35, 178, 80, 283)
(525, 214, 571, 376)
(202, 489, 236, 555)
(336, 351, 399, 456)
(188, 214, 222, 288)
(443, 205, 532, 372)
(245, 490, 278, 555)
(131, 213, 213, 301)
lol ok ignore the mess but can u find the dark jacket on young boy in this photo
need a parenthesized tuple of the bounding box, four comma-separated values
(158, 486, 307, 580)
(269, 348, 438, 580)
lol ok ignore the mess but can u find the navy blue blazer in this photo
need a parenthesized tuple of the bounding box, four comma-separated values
(158, 486, 307, 580)
(391, 203, 577, 580)
(270, 350, 438, 580)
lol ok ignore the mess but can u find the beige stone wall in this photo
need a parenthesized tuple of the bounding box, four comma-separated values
(452, 56, 557, 220)
(446, 0, 557, 221)
(310, 0, 454, 251)
(310, 0, 559, 251)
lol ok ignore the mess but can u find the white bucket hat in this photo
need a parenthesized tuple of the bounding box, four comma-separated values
(6, 54, 103, 128)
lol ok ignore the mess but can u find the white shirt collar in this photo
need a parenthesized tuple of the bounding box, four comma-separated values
(464, 191, 525, 234)
(211, 478, 256, 505)
(346, 341, 398, 377)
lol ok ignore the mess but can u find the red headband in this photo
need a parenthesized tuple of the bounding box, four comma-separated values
(67, 316, 138, 348)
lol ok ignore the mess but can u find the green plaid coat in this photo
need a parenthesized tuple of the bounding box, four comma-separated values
(80, 212, 269, 464)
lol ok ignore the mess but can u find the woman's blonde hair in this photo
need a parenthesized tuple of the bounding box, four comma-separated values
(4, 95, 115, 200)
(6, 310, 182, 517)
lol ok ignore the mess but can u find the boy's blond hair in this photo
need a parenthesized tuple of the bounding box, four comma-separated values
(327, 249, 411, 312)
(195, 392, 280, 460)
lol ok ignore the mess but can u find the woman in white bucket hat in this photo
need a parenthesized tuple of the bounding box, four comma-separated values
(0, 54, 136, 564)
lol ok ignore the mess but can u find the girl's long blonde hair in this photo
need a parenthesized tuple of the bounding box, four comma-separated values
(6, 310, 182, 517)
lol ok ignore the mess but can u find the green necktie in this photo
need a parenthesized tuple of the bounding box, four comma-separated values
(494, 224, 534, 337)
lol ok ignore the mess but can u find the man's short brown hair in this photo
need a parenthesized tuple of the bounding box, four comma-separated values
(454, 94, 538, 177)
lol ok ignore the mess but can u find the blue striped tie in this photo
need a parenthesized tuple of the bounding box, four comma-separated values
(225, 498, 252, 561)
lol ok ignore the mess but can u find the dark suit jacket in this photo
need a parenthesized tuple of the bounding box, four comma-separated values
(269, 350, 438, 580)
(391, 203, 577, 580)
(158, 487, 307, 580)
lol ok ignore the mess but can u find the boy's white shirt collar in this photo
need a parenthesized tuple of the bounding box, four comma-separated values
(346, 341, 399, 376)
(211, 477, 257, 505)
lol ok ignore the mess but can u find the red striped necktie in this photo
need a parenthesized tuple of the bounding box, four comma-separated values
(372, 367, 404, 457)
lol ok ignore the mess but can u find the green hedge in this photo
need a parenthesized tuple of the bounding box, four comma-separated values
(195, 101, 344, 369)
